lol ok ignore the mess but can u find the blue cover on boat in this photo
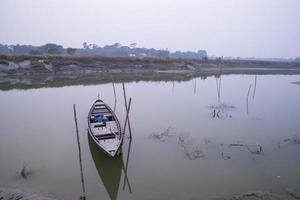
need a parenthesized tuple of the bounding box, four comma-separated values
(90, 114, 108, 123)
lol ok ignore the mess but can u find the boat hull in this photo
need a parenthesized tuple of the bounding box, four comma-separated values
(88, 99, 123, 157)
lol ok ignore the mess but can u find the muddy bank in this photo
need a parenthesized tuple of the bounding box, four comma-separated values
(0, 187, 56, 200)
(1, 55, 300, 90)
(215, 189, 300, 200)
(2, 187, 299, 200)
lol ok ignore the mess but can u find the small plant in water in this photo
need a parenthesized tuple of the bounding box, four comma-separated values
(20, 161, 27, 179)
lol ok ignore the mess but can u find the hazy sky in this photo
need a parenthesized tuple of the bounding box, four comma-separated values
(0, 0, 299, 58)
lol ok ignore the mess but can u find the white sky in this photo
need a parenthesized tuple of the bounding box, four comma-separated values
(0, 0, 299, 58)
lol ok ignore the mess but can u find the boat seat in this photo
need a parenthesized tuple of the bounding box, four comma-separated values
(94, 123, 106, 128)
(95, 133, 116, 140)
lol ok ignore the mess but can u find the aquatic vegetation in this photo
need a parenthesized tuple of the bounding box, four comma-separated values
(149, 126, 174, 142)
(291, 81, 300, 85)
(221, 152, 231, 160)
(209, 103, 235, 119)
(217, 191, 284, 200)
(228, 143, 263, 155)
(20, 161, 27, 179)
(178, 134, 205, 160)
(286, 188, 300, 199)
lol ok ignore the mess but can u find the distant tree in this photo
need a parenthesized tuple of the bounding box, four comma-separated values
(216, 57, 222, 62)
(48, 47, 58, 54)
(82, 42, 88, 49)
(29, 49, 41, 55)
(112, 43, 122, 48)
(155, 49, 169, 57)
(91, 44, 98, 49)
(202, 56, 208, 61)
(130, 43, 137, 48)
(67, 48, 77, 55)
(295, 57, 300, 62)
(0, 44, 11, 54)
(39, 43, 63, 54)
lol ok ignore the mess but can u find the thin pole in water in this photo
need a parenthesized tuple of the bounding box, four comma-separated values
(123, 98, 132, 138)
(252, 75, 257, 100)
(112, 82, 117, 112)
(73, 104, 86, 200)
(122, 138, 133, 193)
(122, 83, 132, 137)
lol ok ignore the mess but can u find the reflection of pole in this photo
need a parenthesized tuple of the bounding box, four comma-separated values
(112, 82, 117, 112)
(252, 75, 257, 100)
(246, 85, 252, 115)
(122, 83, 132, 136)
(123, 98, 132, 138)
(73, 104, 86, 200)
(215, 76, 221, 103)
(122, 138, 132, 193)
(192, 79, 197, 94)
(219, 77, 221, 102)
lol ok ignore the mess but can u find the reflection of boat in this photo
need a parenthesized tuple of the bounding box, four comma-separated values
(88, 134, 123, 200)
(88, 99, 123, 157)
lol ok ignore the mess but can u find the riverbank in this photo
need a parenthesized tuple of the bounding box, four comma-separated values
(0, 187, 56, 200)
(1, 186, 299, 200)
(1, 55, 300, 90)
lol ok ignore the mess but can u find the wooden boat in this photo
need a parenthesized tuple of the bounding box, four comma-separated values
(88, 99, 123, 157)
(88, 133, 123, 200)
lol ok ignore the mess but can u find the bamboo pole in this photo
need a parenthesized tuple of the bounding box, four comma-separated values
(252, 75, 257, 99)
(123, 98, 132, 138)
(122, 138, 133, 193)
(112, 82, 117, 112)
(73, 104, 86, 200)
(122, 83, 132, 136)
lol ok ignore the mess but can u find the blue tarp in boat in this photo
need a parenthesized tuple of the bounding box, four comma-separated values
(90, 114, 108, 123)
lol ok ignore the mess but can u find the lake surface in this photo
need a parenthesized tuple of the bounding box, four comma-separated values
(0, 74, 300, 200)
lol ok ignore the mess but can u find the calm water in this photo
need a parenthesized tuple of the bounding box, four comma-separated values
(0, 74, 300, 200)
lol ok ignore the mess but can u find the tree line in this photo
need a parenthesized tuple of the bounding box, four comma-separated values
(0, 42, 208, 59)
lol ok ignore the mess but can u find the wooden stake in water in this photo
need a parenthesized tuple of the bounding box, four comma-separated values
(122, 83, 132, 137)
(123, 98, 132, 138)
(122, 138, 133, 193)
(112, 82, 117, 112)
(252, 75, 257, 99)
(73, 104, 86, 200)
